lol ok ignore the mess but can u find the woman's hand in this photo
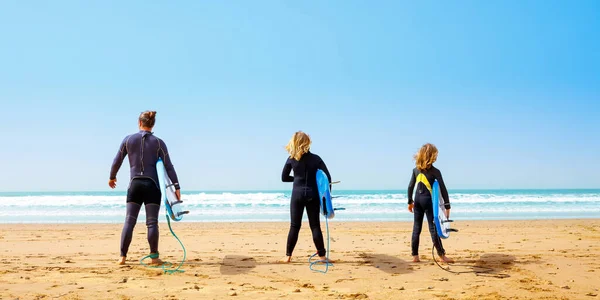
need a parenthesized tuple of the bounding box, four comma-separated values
(108, 179, 117, 189)
(408, 203, 414, 213)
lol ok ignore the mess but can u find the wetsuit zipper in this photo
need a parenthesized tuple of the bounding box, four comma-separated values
(304, 170, 308, 197)
(140, 134, 146, 175)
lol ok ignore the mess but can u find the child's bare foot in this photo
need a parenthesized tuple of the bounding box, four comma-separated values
(278, 256, 292, 263)
(412, 255, 420, 262)
(118, 257, 126, 265)
(439, 255, 454, 263)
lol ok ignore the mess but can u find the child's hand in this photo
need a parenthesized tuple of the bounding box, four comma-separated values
(408, 204, 414, 213)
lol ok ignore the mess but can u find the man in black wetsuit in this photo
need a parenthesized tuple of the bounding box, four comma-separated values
(109, 110, 181, 265)
(280, 131, 333, 263)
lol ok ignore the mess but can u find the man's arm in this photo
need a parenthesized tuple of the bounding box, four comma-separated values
(109, 136, 129, 180)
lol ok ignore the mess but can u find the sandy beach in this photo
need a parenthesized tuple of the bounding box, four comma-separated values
(1, 219, 598, 300)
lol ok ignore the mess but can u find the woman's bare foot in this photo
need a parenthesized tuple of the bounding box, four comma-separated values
(118, 257, 126, 265)
(318, 256, 334, 263)
(278, 256, 292, 263)
(439, 255, 454, 263)
(412, 255, 420, 263)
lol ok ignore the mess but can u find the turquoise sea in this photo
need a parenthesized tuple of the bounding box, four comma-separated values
(0, 189, 598, 223)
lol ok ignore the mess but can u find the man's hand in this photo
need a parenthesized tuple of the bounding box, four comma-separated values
(108, 179, 117, 189)
(175, 189, 181, 201)
(445, 208, 451, 219)
(408, 203, 414, 213)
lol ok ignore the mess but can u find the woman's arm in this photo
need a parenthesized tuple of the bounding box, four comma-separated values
(281, 158, 294, 182)
(318, 158, 332, 183)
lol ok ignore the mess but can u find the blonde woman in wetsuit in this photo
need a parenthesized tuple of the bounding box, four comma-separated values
(280, 131, 333, 263)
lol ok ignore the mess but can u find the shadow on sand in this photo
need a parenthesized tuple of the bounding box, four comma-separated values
(219, 255, 257, 275)
(358, 253, 413, 274)
(442, 253, 518, 278)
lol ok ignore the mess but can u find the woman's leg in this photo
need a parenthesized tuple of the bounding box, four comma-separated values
(284, 195, 305, 260)
(306, 197, 326, 258)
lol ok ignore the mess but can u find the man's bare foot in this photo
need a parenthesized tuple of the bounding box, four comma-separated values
(318, 256, 334, 263)
(412, 255, 420, 263)
(439, 255, 454, 263)
(278, 256, 292, 263)
(118, 257, 126, 265)
(150, 258, 164, 265)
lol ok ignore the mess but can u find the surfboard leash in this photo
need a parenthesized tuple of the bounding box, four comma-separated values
(140, 214, 187, 275)
(309, 215, 334, 273)
(431, 246, 510, 278)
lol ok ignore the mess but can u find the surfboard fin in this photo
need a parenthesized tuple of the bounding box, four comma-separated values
(177, 211, 190, 217)
(447, 228, 459, 232)
(333, 208, 346, 211)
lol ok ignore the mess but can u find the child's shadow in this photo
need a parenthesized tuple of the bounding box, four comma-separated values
(359, 253, 412, 274)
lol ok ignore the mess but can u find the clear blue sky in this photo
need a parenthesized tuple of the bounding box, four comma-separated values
(0, 0, 598, 191)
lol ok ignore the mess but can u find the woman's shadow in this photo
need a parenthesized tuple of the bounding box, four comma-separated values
(219, 255, 257, 275)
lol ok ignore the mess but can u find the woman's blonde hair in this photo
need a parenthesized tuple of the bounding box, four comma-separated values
(285, 131, 311, 161)
(414, 143, 438, 171)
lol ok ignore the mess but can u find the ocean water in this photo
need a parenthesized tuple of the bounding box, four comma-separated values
(0, 189, 598, 224)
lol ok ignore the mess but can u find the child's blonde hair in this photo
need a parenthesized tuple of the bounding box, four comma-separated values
(285, 131, 311, 161)
(414, 143, 438, 171)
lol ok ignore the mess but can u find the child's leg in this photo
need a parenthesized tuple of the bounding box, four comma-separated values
(411, 201, 425, 259)
(424, 205, 453, 262)
(424, 207, 445, 256)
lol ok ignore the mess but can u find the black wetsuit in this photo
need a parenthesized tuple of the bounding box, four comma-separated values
(281, 151, 332, 257)
(110, 130, 180, 257)
(407, 166, 450, 256)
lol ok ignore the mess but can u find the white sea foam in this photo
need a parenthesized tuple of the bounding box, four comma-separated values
(0, 191, 598, 222)
(1, 192, 598, 207)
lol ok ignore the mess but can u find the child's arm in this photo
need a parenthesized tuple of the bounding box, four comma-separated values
(435, 169, 451, 209)
(407, 169, 416, 205)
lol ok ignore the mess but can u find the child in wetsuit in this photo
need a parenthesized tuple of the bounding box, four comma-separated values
(407, 143, 454, 263)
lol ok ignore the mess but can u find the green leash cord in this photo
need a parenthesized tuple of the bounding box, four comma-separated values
(140, 214, 187, 274)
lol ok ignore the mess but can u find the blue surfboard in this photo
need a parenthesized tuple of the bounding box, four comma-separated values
(316, 169, 335, 219)
(432, 179, 451, 239)
(156, 158, 188, 221)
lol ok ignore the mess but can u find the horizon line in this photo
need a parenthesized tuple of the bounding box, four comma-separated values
(1, 188, 599, 193)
